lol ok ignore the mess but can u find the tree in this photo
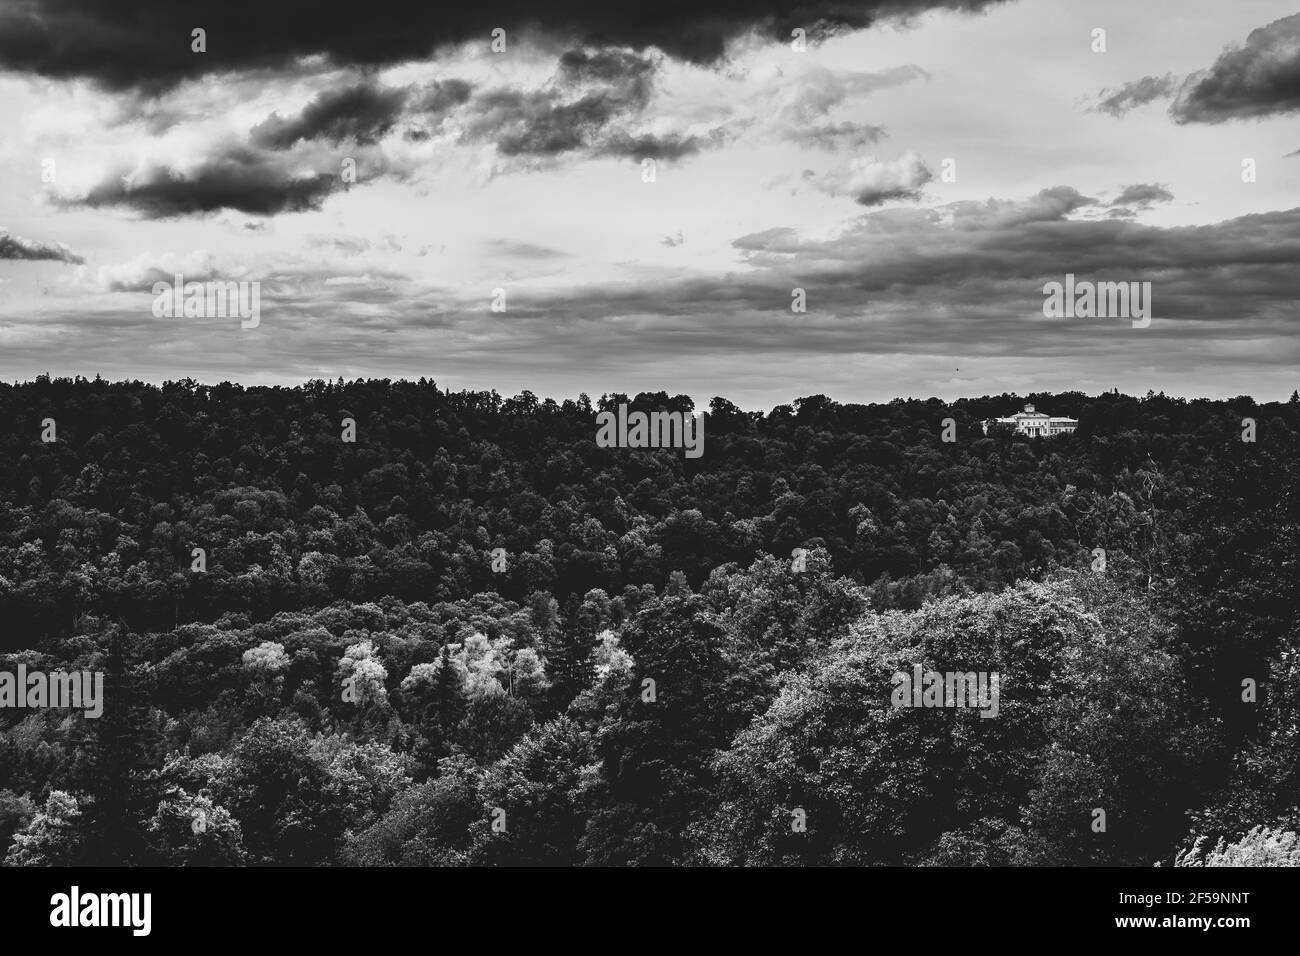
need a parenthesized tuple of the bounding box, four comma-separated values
(69, 625, 163, 865)
(146, 790, 246, 865)
(218, 716, 409, 864)
(4, 790, 86, 866)
(1174, 826, 1300, 866)
(469, 718, 595, 865)
(0, 789, 35, 857)
(702, 574, 1201, 866)
(580, 594, 737, 865)
(400, 646, 466, 774)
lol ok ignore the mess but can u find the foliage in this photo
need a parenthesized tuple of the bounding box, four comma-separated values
(1174, 827, 1300, 867)
(0, 380, 1295, 866)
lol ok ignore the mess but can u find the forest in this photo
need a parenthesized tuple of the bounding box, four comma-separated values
(0, 376, 1296, 866)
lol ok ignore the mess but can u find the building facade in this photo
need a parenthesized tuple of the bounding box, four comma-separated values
(981, 403, 1078, 437)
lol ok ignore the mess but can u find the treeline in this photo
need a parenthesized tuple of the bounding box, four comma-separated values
(0, 377, 1297, 865)
(1, 377, 1291, 635)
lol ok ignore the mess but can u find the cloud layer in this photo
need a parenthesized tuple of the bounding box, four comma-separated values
(3, 0, 1297, 406)
(1098, 13, 1300, 124)
(0, 229, 84, 264)
(0, 0, 1005, 88)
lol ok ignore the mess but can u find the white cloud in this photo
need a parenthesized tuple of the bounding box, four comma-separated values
(809, 149, 933, 204)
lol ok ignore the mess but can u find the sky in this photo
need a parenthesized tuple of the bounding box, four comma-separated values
(0, 0, 1297, 409)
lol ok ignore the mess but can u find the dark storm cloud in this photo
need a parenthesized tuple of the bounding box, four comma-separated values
(60, 147, 340, 218)
(1171, 13, 1300, 123)
(1099, 14, 1300, 124)
(557, 48, 656, 89)
(596, 131, 712, 160)
(0, 0, 1007, 90)
(415, 79, 475, 114)
(377, 79, 476, 142)
(251, 83, 410, 149)
(855, 182, 928, 206)
(0, 229, 84, 264)
(1094, 74, 1178, 116)
(487, 90, 627, 156)
(459, 49, 717, 159)
(720, 192, 1300, 325)
(54, 48, 704, 221)
(1110, 184, 1174, 209)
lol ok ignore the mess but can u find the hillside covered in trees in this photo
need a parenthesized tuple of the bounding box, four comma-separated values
(1, 377, 1297, 865)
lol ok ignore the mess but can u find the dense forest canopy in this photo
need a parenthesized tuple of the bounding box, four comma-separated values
(1, 376, 1296, 865)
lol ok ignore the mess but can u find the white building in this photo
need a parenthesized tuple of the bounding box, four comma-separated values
(981, 403, 1078, 437)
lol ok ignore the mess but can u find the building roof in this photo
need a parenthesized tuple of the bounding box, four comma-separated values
(983, 403, 1079, 426)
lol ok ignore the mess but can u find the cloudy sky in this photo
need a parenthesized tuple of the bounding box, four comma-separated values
(1, 0, 1297, 407)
